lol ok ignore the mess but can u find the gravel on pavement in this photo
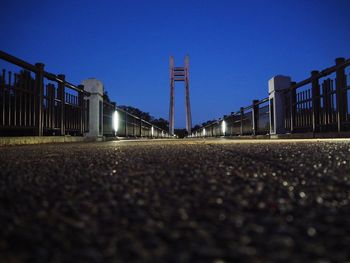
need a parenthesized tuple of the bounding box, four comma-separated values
(0, 138, 350, 262)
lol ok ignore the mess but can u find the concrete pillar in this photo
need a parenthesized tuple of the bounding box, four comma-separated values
(269, 75, 291, 135)
(82, 78, 104, 138)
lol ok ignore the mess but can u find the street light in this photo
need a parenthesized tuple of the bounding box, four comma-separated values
(113, 111, 119, 133)
(222, 120, 226, 135)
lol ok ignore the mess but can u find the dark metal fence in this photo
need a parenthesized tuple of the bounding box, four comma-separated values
(0, 50, 88, 136)
(193, 57, 350, 138)
(103, 100, 169, 138)
(284, 58, 350, 133)
(192, 98, 269, 137)
(1, 50, 169, 139)
(5, 50, 347, 139)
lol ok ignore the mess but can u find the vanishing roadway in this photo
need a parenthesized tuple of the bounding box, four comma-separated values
(0, 139, 350, 262)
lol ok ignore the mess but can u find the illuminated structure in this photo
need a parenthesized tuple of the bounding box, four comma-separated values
(169, 55, 192, 135)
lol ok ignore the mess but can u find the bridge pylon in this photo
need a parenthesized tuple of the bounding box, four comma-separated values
(169, 55, 192, 135)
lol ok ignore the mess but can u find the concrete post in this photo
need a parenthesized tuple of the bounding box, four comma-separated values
(269, 75, 291, 135)
(82, 78, 104, 138)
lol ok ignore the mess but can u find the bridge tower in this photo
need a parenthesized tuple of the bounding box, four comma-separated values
(169, 55, 192, 135)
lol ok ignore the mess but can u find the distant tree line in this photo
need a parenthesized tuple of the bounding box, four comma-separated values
(119, 105, 169, 131)
(192, 119, 217, 132)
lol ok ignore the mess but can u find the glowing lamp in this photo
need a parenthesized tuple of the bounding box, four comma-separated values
(113, 111, 119, 132)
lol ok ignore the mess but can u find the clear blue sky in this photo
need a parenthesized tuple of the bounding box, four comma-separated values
(1, 0, 350, 128)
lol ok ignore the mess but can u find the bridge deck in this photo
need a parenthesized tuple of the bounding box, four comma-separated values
(0, 139, 349, 262)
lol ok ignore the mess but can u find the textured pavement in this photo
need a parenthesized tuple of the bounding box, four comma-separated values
(0, 138, 350, 262)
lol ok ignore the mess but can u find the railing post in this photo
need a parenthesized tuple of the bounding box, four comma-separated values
(82, 78, 104, 139)
(57, 74, 65, 135)
(311, 70, 320, 133)
(268, 75, 291, 135)
(140, 118, 142, 138)
(335, 57, 347, 132)
(132, 118, 134, 136)
(290, 82, 296, 133)
(34, 63, 44, 136)
(78, 84, 84, 135)
(240, 107, 244, 135)
(125, 111, 128, 137)
(111, 102, 117, 136)
(252, 100, 259, 136)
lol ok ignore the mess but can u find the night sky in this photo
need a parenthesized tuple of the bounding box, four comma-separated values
(1, 0, 350, 128)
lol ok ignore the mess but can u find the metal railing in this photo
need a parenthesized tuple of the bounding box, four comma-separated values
(284, 58, 350, 133)
(0, 50, 89, 136)
(192, 56, 350, 138)
(0, 50, 169, 139)
(103, 100, 170, 138)
(192, 97, 270, 137)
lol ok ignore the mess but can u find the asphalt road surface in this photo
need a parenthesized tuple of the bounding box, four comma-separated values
(0, 138, 350, 262)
